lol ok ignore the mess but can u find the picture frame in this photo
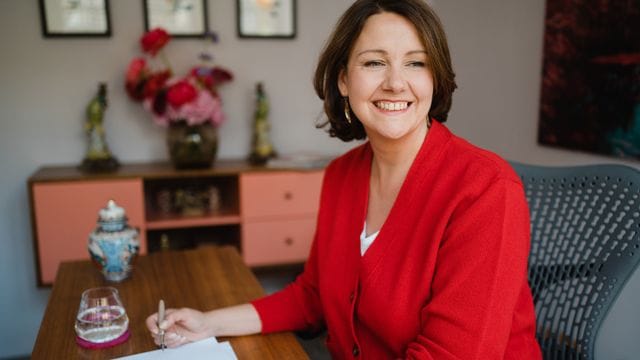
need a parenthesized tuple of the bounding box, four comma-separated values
(237, 0, 296, 39)
(538, 0, 640, 160)
(38, 0, 111, 37)
(143, 0, 209, 38)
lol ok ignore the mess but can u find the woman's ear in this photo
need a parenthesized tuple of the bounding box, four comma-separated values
(338, 69, 348, 97)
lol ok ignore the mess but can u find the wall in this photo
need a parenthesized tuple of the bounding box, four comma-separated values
(0, 0, 637, 358)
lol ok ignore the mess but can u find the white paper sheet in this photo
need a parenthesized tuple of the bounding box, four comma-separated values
(113, 337, 237, 360)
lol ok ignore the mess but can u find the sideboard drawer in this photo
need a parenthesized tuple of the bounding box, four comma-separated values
(242, 217, 316, 266)
(32, 179, 146, 285)
(240, 171, 323, 219)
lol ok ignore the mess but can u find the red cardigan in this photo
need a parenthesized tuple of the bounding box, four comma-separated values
(252, 121, 541, 359)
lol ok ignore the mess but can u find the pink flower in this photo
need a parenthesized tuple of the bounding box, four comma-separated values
(142, 79, 226, 127)
(171, 91, 225, 126)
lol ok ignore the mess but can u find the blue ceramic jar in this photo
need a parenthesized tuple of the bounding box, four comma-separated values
(88, 200, 139, 282)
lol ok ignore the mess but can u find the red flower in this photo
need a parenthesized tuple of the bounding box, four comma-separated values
(126, 58, 146, 83)
(211, 67, 233, 85)
(191, 66, 234, 95)
(125, 58, 148, 101)
(166, 80, 197, 107)
(141, 28, 170, 56)
(151, 89, 168, 116)
(143, 70, 171, 98)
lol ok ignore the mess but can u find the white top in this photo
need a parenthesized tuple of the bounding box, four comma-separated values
(360, 222, 380, 256)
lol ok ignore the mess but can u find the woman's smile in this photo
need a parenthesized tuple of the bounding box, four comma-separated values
(374, 100, 411, 112)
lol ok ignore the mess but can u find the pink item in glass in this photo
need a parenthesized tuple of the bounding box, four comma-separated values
(75, 329, 131, 349)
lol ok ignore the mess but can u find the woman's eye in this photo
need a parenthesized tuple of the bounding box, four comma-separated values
(363, 60, 385, 68)
(407, 61, 426, 68)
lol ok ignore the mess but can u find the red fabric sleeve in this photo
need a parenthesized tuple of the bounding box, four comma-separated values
(404, 178, 535, 359)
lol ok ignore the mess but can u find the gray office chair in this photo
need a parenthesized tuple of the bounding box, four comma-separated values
(511, 162, 640, 360)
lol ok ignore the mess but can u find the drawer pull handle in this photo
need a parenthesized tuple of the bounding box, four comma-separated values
(284, 237, 294, 246)
(284, 191, 293, 200)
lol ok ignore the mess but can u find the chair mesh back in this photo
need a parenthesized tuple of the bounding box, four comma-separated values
(511, 162, 640, 360)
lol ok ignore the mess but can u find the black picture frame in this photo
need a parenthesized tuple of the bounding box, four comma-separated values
(143, 0, 209, 38)
(237, 0, 296, 39)
(39, 0, 112, 37)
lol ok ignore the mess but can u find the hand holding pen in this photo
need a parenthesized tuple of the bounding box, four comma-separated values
(147, 304, 207, 348)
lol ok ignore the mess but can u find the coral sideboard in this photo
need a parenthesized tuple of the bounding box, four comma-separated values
(28, 159, 326, 286)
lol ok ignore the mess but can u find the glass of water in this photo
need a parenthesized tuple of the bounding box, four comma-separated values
(74, 287, 129, 344)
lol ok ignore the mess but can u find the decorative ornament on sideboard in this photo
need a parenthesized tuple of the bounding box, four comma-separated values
(125, 28, 233, 169)
(88, 200, 140, 282)
(80, 83, 120, 172)
(248, 82, 277, 165)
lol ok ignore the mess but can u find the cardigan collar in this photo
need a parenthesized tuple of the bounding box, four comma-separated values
(356, 120, 452, 279)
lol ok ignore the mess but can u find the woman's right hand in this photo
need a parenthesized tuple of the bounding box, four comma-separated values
(146, 303, 262, 348)
(146, 307, 213, 348)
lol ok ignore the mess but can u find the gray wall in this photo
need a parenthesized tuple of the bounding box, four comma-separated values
(0, 0, 637, 358)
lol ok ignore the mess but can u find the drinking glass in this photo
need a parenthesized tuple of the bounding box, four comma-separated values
(74, 287, 129, 344)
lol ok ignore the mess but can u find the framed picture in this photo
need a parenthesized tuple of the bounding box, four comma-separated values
(237, 0, 296, 39)
(538, 0, 640, 159)
(38, 0, 111, 37)
(143, 0, 208, 38)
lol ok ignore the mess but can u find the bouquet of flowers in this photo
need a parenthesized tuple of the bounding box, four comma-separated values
(125, 28, 233, 127)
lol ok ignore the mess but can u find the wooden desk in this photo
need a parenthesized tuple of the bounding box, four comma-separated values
(32, 246, 309, 359)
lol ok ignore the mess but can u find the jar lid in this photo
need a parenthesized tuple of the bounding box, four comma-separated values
(99, 200, 126, 221)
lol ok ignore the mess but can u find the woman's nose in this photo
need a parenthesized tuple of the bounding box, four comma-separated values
(382, 66, 406, 92)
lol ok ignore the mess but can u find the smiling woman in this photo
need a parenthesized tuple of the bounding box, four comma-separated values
(144, 1, 543, 358)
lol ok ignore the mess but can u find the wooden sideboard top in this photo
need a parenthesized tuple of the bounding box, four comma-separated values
(29, 158, 330, 183)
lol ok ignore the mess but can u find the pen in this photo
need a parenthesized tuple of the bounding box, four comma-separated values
(158, 299, 166, 350)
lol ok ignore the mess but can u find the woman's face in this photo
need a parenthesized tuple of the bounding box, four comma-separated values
(339, 12, 434, 142)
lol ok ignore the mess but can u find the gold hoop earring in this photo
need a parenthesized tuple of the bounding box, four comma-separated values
(343, 98, 352, 124)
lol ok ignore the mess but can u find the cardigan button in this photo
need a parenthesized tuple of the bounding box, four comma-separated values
(352, 344, 360, 356)
(349, 292, 355, 302)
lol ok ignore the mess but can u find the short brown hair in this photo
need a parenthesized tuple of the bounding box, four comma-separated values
(314, 0, 457, 141)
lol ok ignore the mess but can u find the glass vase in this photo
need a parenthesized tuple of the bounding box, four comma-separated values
(167, 122, 218, 169)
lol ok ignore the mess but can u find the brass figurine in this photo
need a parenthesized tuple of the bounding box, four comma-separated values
(80, 83, 120, 172)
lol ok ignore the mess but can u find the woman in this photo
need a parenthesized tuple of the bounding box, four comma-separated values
(147, 0, 542, 358)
